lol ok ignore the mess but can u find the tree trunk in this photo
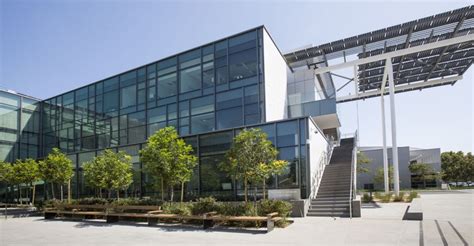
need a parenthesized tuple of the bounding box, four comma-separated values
(117, 190, 120, 201)
(99, 188, 103, 198)
(253, 185, 257, 203)
(262, 181, 266, 200)
(180, 182, 185, 204)
(68, 179, 71, 204)
(170, 186, 174, 202)
(60, 185, 64, 201)
(32, 183, 36, 205)
(423, 177, 426, 189)
(51, 183, 56, 200)
(161, 178, 164, 201)
(108, 189, 111, 199)
(19, 185, 22, 205)
(244, 177, 248, 202)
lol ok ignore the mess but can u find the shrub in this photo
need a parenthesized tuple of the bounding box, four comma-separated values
(393, 192, 405, 202)
(406, 191, 418, 202)
(162, 203, 191, 216)
(111, 198, 162, 206)
(362, 193, 373, 203)
(217, 202, 257, 216)
(191, 197, 219, 215)
(258, 199, 292, 218)
(381, 193, 392, 203)
(76, 197, 110, 205)
(373, 192, 382, 200)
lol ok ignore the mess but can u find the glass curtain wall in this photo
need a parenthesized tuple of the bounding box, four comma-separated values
(41, 28, 264, 157)
(57, 117, 310, 200)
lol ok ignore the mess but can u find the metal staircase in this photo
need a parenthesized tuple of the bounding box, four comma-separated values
(307, 138, 355, 217)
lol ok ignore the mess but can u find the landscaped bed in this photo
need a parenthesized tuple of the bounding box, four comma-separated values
(41, 197, 293, 232)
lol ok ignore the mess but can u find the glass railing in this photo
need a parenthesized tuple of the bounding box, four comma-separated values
(288, 98, 337, 118)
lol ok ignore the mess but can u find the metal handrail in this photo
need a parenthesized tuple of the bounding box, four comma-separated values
(349, 130, 358, 219)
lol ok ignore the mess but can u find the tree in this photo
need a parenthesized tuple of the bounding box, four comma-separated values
(83, 149, 133, 199)
(0, 161, 14, 203)
(357, 152, 371, 174)
(12, 159, 40, 205)
(441, 151, 466, 184)
(220, 128, 287, 202)
(464, 152, 474, 183)
(255, 160, 288, 199)
(374, 166, 394, 188)
(140, 127, 197, 203)
(39, 148, 74, 201)
(408, 162, 439, 188)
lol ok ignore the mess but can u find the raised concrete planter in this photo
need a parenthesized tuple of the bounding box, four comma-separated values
(289, 199, 310, 217)
(351, 197, 361, 217)
(403, 198, 423, 221)
(268, 189, 301, 200)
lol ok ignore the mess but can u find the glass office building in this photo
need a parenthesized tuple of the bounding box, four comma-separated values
(1, 27, 337, 201)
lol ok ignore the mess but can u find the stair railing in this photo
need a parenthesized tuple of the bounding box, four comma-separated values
(349, 130, 358, 219)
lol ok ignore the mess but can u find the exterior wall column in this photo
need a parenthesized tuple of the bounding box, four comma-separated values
(386, 59, 400, 196)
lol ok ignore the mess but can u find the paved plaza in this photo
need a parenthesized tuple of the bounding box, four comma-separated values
(0, 190, 472, 246)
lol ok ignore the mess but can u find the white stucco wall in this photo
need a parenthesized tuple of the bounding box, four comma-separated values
(263, 29, 287, 122)
(307, 118, 331, 199)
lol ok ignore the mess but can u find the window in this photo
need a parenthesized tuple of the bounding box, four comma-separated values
(229, 48, 257, 81)
(147, 106, 166, 123)
(278, 146, 299, 188)
(179, 49, 200, 69)
(200, 155, 232, 193)
(202, 62, 214, 88)
(216, 66, 227, 85)
(120, 85, 136, 109)
(128, 111, 145, 127)
(217, 107, 242, 129)
(229, 31, 256, 53)
(103, 90, 119, 113)
(104, 77, 119, 92)
(157, 58, 176, 76)
(277, 120, 298, 147)
(167, 104, 177, 120)
(216, 88, 242, 110)
(148, 121, 166, 136)
(157, 73, 177, 98)
(128, 126, 146, 144)
(191, 95, 214, 115)
(199, 131, 232, 155)
(191, 113, 214, 134)
(244, 85, 258, 104)
(180, 66, 201, 93)
(120, 70, 137, 87)
(75, 88, 88, 101)
(179, 101, 189, 117)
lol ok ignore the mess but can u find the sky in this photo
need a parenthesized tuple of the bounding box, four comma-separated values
(1, 0, 473, 153)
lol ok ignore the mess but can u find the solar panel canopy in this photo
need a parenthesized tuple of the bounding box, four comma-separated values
(283, 6, 474, 92)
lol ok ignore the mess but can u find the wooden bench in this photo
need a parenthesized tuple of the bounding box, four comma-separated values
(44, 204, 162, 222)
(44, 204, 109, 220)
(204, 212, 283, 232)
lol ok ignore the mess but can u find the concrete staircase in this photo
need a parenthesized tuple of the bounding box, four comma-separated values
(307, 138, 354, 217)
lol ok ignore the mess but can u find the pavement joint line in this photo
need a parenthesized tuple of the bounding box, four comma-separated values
(434, 219, 448, 246)
(447, 221, 469, 246)
(419, 221, 424, 246)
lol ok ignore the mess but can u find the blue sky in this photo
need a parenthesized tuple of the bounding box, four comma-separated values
(1, 0, 472, 153)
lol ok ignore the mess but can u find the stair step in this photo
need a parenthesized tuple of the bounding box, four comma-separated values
(308, 208, 349, 213)
(306, 212, 350, 217)
(309, 202, 349, 210)
(312, 197, 349, 201)
(311, 201, 349, 205)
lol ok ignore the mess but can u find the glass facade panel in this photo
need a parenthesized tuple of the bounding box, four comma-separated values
(157, 73, 177, 98)
(229, 48, 257, 81)
(277, 120, 298, 147)
(120, 85, 136, 109)
(180, 66, 201, 93)
(191, 113, 214, 134)
(190, 95, 214, 115)
(217, 107, 242, 130)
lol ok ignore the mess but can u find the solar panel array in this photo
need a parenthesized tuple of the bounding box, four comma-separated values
(283, 6, 474, 92)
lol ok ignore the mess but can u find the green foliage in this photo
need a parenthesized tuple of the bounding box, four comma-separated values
(0, 161, 14, 184)
(191, 197, 219, 215)
(39, 148, 74, 185)
(111, 198, 162, 206)
(83, 149, 133, 197)
(406, 191, 418, 202)
(13, 159, 40, 185)
(76, 197, 110, 205)
(162, 203, 192, 216)
(441, 151, 474, 183)
(393, 192, 405, 202)
(357, 152, 371, 174)
(220, 128, 287, 201)
(409, 162, 439, 188)
(257, 199, 292, 218)
(373, 192, 382, 200)
(140, 126, 198, 202)
(380, 193, 392, 203)
(362, 193, 373, 203)
(374, 166, 394, 187)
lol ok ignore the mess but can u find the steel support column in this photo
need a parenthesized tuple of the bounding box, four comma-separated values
(380, 62, 390, 193)
(386, 59, 400, 195)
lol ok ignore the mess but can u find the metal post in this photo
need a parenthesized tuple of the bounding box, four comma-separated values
(381, 93, 389, 193)
(386, 59, 400, 196)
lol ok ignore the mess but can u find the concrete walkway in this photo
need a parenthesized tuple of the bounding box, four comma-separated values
(0, 190, 472, 246)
